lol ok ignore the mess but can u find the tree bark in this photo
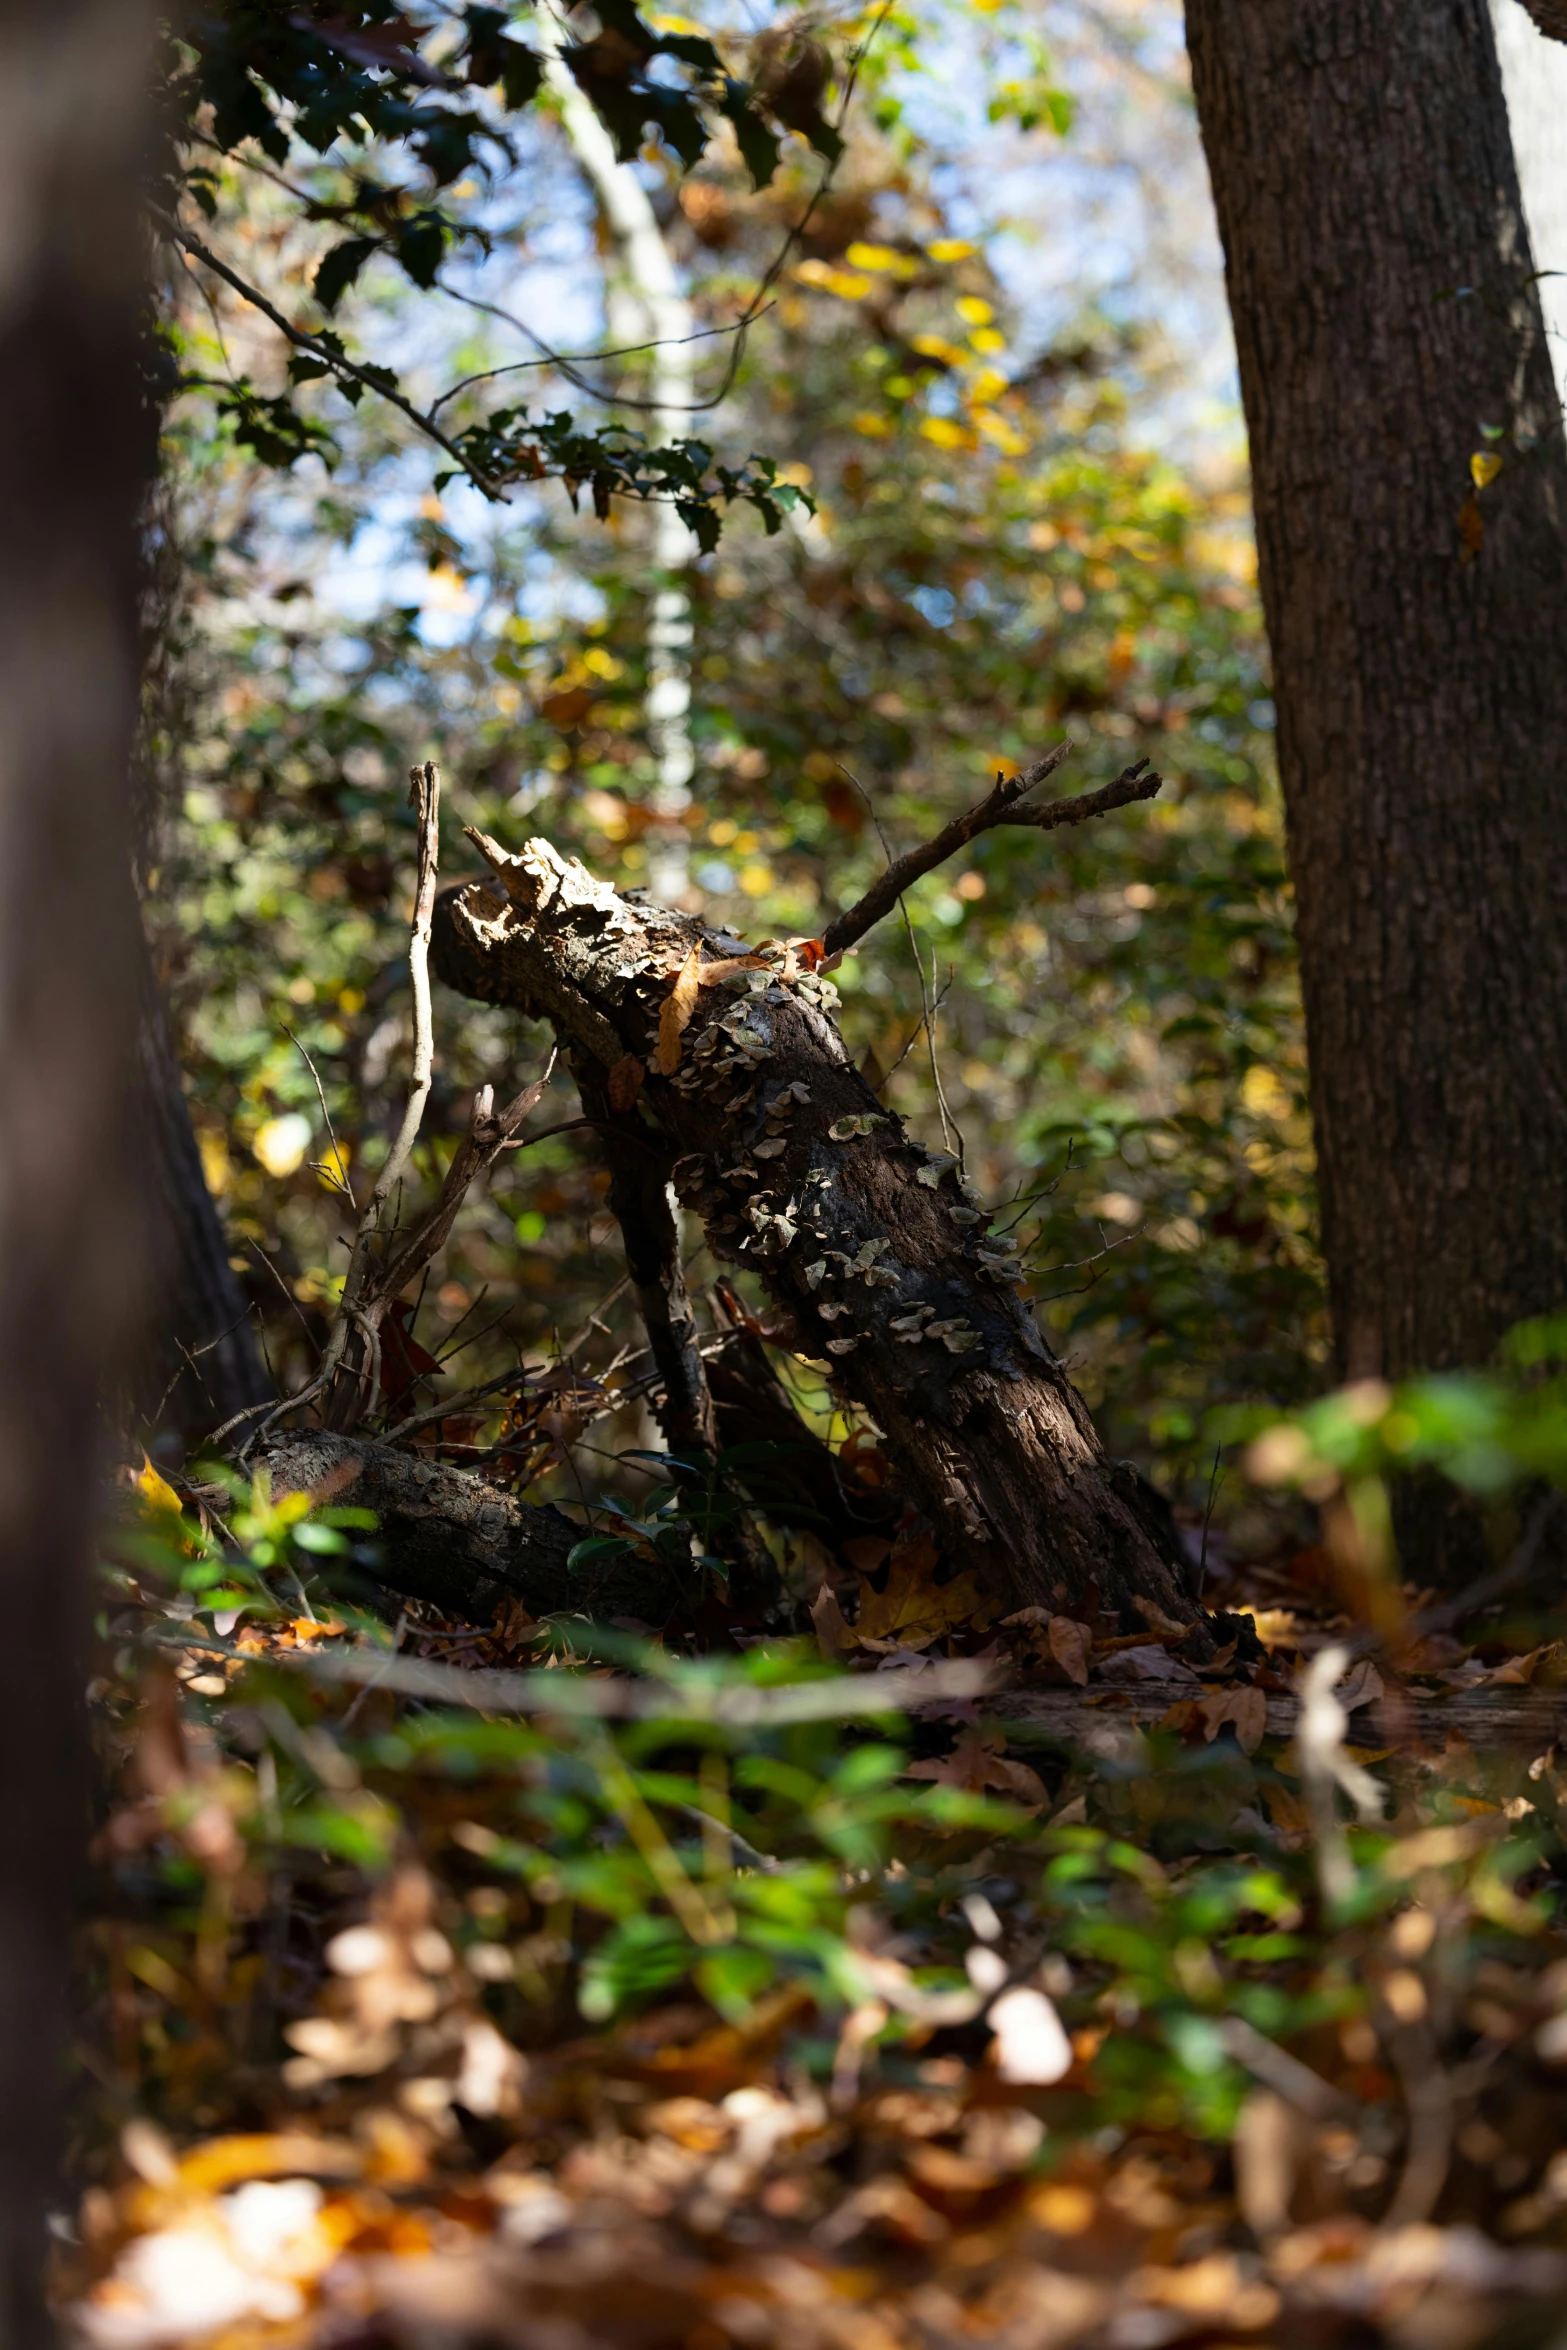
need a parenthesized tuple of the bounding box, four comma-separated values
(0, 3, 155, 2340)
(430, 837, 1204, 1636)
(262, 1433, 686, 1626)
(1185, 0, 1567, 1383)
(137, 959, 272, 1441)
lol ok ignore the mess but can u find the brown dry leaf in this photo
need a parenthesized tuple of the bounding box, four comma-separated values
(654, 945, 704, 1075)
(1197, 1685, 1268, 1754)
(856, 1558, 998, 1647)
(606, 1055, 644, 1112)
(1261, 1780, 1313, 1839)
(1047, 1616, 1091, 1687)
(906, 1730, 1046, 1809)
(810, 1581, 853, 1661)
(841, 1536, 891, 1574)
(1335, 1657, 1384, 1712)
(1484, 1646, 1544, 1687)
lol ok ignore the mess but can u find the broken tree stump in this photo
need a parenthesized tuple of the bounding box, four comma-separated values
(430, 834, 1204, 1639)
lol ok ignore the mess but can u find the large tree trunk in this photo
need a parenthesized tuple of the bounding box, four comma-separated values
(1185, 0, 1567, 1384)
(0, 3, 154, 2340)
(430, 836, 1204, 1637)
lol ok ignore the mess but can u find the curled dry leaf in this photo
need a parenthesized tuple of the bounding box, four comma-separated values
(654, 946, 770, 1073)
(809, 1580, 853, 1661)
(654, 945, 704, 1075)
(1047, 1615, 1092, 1687)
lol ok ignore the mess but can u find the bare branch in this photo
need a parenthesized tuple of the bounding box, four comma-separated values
(819, 746, 1163, 962)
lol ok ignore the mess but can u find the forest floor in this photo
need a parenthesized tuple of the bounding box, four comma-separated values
(64, 1473, 1567, 2350)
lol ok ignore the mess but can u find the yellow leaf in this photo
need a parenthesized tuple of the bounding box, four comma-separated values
(792, 259, 871, 300)
(968, 326, 1007, 356)
(176, 2134, 362, 2194)
(910, 332, 968, 368)
(1470, 450, 1503, 489)
(135, 1453, 184, 1521)
(973, 408, 1029, 456)
(919, 415, 972, 451)
(253, 1112, 312, 1178)
(927, 239, 977, 263)
(844, 241, 905, 274)
(852, 411, 892, 439)
(955, 295, 994, 327)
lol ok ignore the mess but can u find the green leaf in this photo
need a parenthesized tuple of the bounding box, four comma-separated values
(314, 237, 378, 314)
(720, 81, 782, 189)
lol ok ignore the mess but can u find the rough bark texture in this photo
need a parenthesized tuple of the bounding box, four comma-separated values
(431, 838, 1203, 1635)
(0, 4, 154, 2341)
(137, 960, 272, 1439)
(706, 1318, 901, 1551)
(1186, 0, 1567, 1382)
(262, 1433, 685, 1626)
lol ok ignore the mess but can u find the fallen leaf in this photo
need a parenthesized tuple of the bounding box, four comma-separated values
(654, 945, 704, 1075)
(1047, 1616, 1091, 1687)
(906, 1730, 1045, 1807)
(810, 1581, 852, 1661)
(1197, 1684, 1267, 1754)
(1334, 1658, 1384, 1712)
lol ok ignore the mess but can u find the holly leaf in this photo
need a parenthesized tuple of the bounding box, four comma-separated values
(314, 236, 378, 314)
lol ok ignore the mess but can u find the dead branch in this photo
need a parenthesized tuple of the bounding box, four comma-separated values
(818, 746, 1163, 961)
(261, 1430, 686, 1626)
(429, 831, 1205, 1637)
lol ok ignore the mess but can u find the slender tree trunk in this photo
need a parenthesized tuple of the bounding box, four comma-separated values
(137, 960, 272, 1440)
(0, 2, 154, 2340)
(1185, 0, 1567, 1383)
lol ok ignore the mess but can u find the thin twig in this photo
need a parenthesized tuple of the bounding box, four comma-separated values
(429, 282, 776, 418)
(239, 767, 442, 1451)
(281, 1023, 355, 1207)
(245, 1238, 321, 1360)
(152, 209, 500, 494)
(147, 1625, 999, 1722)
(820, 747, 1162, 961)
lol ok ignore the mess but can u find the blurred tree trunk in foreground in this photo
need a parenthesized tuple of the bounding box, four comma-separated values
(1186, 0, 1567, 1385)
(0, 3, 154, 2340)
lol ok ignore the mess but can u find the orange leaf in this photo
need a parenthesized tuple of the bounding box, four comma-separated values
(652, 947, 768, 1075)
(654, 945, 705, 1075)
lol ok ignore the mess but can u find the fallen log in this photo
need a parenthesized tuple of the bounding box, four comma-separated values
(262, 1432, 685, 1628)
(430, 825, 1205, 1638)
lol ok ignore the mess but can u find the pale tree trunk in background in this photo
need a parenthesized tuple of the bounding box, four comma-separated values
(1184, 0, 1567, 1396)
(543, 39, 699, 903)
(0, 3, 153, 2339)
(1493, 0, 1567, 411)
